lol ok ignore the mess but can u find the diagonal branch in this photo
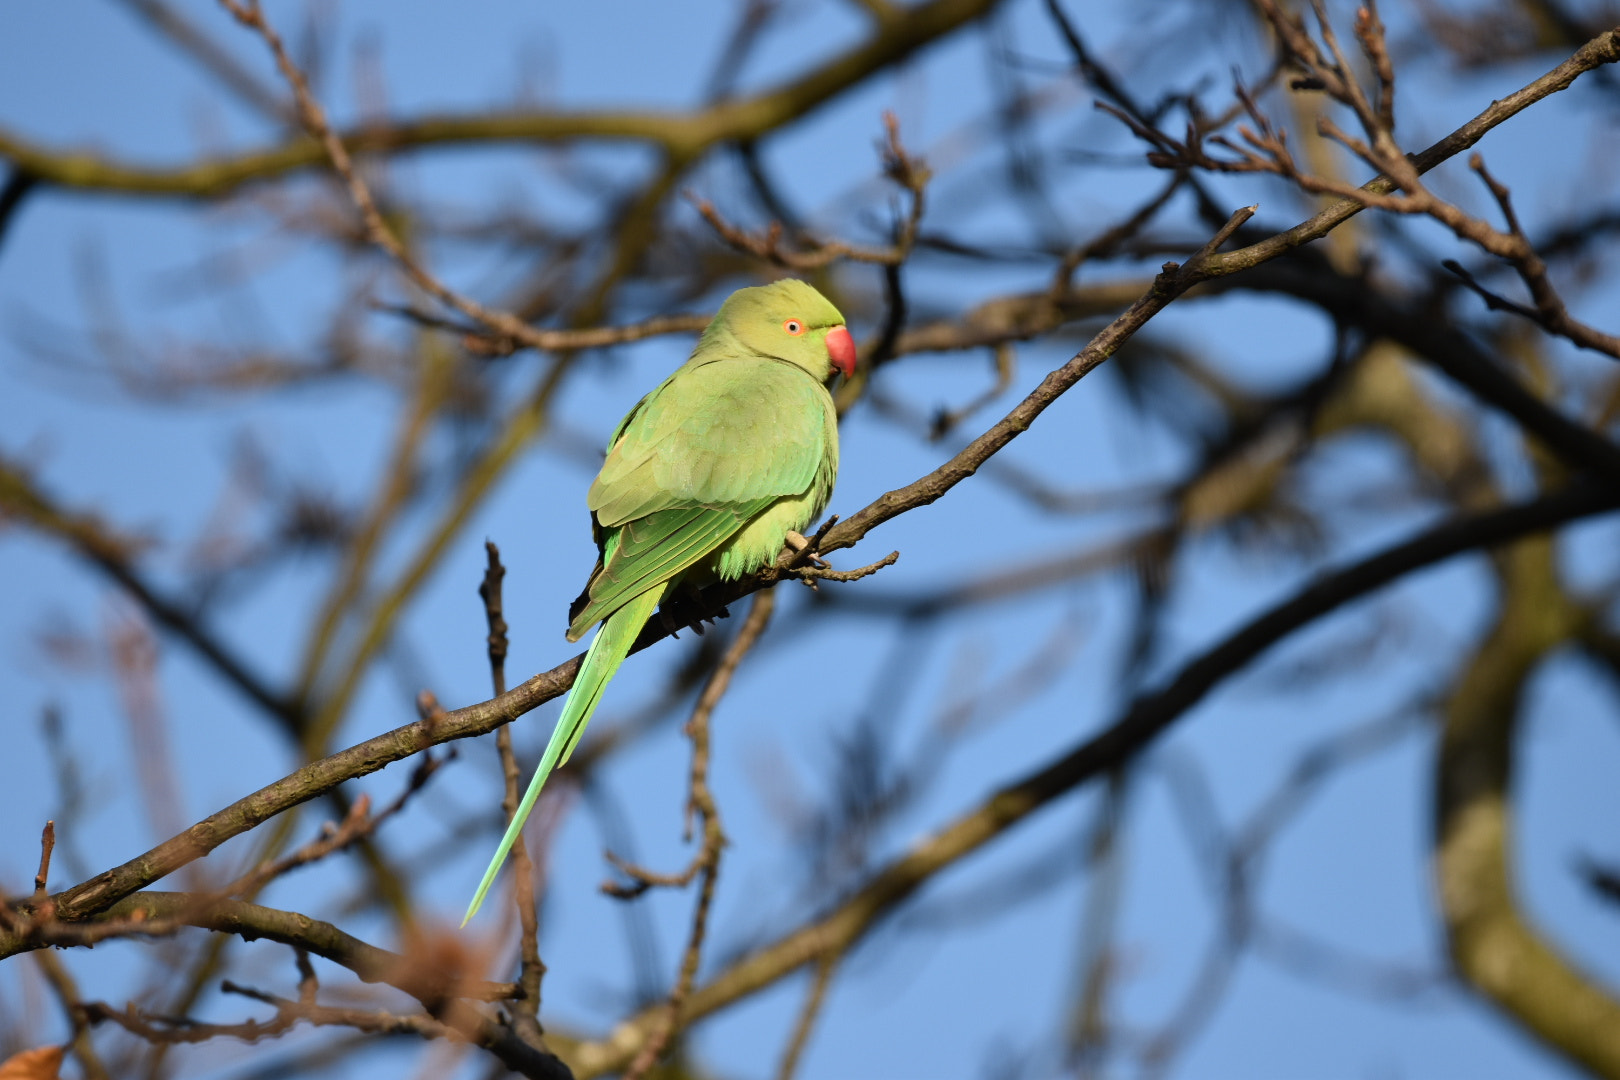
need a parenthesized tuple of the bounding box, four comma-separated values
(563, 480, 1620, 1077)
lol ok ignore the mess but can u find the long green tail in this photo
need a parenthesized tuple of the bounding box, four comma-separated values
(462, 584, 668, 925)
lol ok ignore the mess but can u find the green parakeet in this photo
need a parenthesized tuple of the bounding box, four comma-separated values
(464, 278, 856, 923)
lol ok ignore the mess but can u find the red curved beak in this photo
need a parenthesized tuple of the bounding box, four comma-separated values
(825, 325, 857, 379)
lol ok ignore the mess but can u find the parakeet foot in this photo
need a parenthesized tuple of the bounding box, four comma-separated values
(783, 530, 830, 569)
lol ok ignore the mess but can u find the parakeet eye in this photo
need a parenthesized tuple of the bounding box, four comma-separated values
(783, 318, 807, 336)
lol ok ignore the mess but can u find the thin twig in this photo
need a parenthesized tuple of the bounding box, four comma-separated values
(31, 949, 112, 1080)
(34, 821, 56, 900)
(774, 953, 839, 1080)
(618, 591, 777, 1080)
(214, 0, 563, 358)
(692, 112, 930, 270)
(788, 550, 901, 585)
(1177, 7, 1620, 361)
(82, 993, 451, 1047)
(376, 304, 710, 359)
(219, 751, 448, 900)
(483, 541, 547, 1046)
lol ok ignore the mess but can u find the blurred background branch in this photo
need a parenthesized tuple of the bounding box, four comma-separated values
(3, 2, 1620, 1079)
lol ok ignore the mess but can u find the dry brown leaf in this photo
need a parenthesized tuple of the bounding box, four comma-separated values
(0, 1046, 64, 1080)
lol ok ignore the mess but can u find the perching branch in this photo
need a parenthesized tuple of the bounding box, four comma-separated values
(561, 482, 1620, 1077)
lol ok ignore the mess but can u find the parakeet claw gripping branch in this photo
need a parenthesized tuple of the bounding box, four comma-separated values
(464, 279, 855, 924)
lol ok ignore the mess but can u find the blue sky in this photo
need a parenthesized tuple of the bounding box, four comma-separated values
(3, 2, 1620, 1078)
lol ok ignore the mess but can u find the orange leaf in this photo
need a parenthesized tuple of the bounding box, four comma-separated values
(0, 1046, 64, 1080)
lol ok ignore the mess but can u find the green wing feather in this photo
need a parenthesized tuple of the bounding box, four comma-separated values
(463, 344, 837, 925)
(568, 500, 774, 636)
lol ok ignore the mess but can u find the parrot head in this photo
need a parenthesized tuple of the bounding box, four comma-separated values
(712, 278, 857, 381)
